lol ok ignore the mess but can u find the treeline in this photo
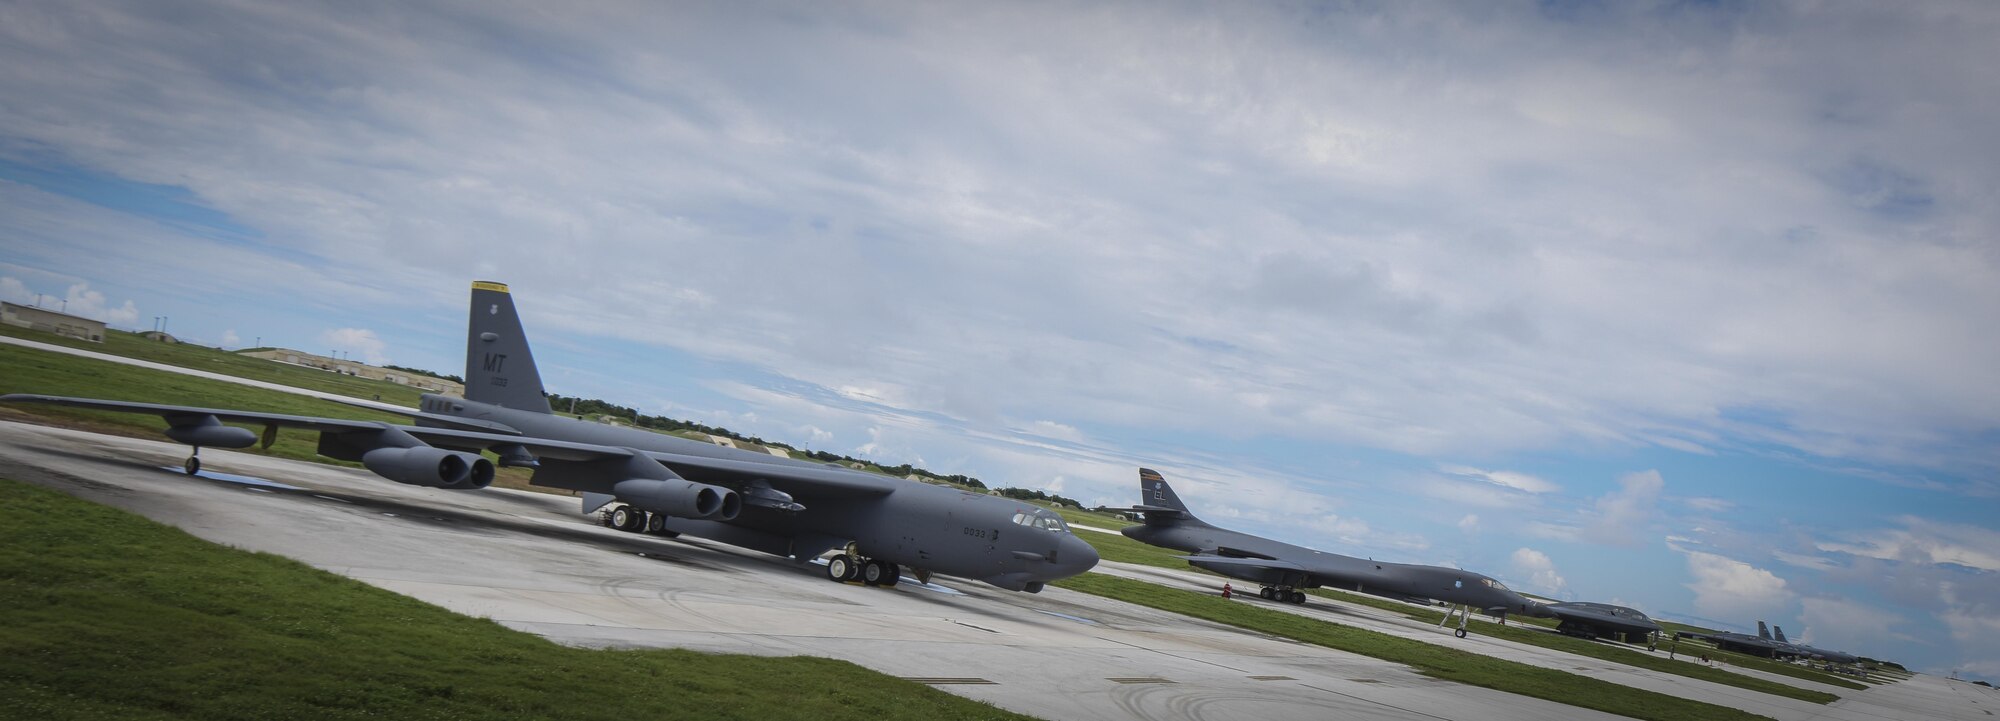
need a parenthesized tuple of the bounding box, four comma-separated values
(384, 365, 463, 383)
(994, 487, 1082, 509)
(542, 392, 985, 489)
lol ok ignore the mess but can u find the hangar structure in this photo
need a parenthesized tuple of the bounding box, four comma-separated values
(1, 301, 106, 343)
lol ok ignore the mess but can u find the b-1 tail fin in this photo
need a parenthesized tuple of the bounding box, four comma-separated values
(464, 281, 552, 413)
(1757, 620, 1772, 640)
(1139, 468, 1192, 512)
(1102, 468, 1211, 524)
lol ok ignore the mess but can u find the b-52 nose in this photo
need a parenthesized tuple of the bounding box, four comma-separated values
(1046, 534, 1099, 579)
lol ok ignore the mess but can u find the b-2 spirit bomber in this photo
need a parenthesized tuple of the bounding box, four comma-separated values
(1115, 468, 1541, 637)
(2, 282, 1097, 593)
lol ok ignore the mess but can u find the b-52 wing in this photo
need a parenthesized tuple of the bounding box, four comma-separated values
(0, 394, 897, 502)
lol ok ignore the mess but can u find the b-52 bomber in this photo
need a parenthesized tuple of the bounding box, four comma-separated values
(2, 281, 1097, 593)
(1114, 468, 1541, 637)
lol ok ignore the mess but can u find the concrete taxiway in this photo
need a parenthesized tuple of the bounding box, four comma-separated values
(1, 420, 1988, 721)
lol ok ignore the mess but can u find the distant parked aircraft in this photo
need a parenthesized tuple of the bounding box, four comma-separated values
(1773, 625, 1861, 665)
(1113, 468, 1540, 638)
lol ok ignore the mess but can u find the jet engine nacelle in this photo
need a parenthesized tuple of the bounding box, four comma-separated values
(362, 446, 495, 490)
(163, 415, 258, 448)
(613, 477, 741, 520)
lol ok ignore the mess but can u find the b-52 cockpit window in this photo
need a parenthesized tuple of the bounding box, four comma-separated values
(1012, 510, 1072, 533)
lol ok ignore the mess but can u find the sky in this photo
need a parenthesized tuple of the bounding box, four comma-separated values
(2, 0, 1997, 680)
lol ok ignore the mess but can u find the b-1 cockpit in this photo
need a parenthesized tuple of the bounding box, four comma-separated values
(1011, 509, 1073, 534)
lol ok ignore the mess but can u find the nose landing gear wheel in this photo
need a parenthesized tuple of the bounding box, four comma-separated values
(1455, 628, 1469, 638)
(183, 456, 201, 475)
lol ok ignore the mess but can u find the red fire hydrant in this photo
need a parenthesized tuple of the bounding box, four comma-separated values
(1222, 583, 1233, 600)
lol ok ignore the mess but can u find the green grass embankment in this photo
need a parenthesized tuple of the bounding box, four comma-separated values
(0, 478, 1035, 721)
(1053, 573, 1776, 721)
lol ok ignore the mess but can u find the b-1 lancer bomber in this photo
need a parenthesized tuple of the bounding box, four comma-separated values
(2, 281, 1098, 593)
(1114, 468, 1540, 638)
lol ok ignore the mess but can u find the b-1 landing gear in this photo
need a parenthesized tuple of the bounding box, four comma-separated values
(1259, 586, 1307, 604)
(825, 546, 901, 588)
(1438, 604, 1473, 638)
(183, 453, 201, 475)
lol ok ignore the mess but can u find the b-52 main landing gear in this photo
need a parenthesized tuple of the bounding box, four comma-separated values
(598, 504, 679, 537)
(825, 545, 902, 587)
(1259, 586, 1307, 604)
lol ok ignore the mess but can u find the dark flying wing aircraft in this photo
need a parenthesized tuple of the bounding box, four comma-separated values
(3, 282, 1097, 593)
(1541, 601, 1663, 645)
(1114, 468, 1540, 637)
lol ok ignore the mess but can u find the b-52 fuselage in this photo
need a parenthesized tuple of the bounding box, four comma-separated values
(1115, 469, 1540, 637)
(3, 281, 1096, 593)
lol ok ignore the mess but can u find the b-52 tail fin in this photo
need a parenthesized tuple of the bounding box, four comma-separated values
(464, 281, 552, 414)
(1774, 626, 1790, 643)
(1757, 620, 1773, 640)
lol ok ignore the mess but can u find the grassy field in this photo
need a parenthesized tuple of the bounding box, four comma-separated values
(1053, 573, 1776, 721)
(0, 478, 1035, 721)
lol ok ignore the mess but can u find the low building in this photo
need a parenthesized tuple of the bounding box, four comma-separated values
(1, 302, 106, 342)
(239, 348, 465, 396)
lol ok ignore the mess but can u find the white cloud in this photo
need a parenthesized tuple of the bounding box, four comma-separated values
(1819, 516, 2000, 572)
(1681, 549, 1796, 622)
(1771, 549, 1838, 572)
(1797, 597, 1912, 652)
(61, 282, 137, 326)
(1026, 420, 1085, 443)
(1441, 464, 1560, 494)
(1510, 547, 1568, 597)
(1457, 514, 1480, 533)
(319, 327, 389, 365)
(220, 329, 240, 348)
(0, 276, 29, 304)
(1582, 470, 1664, 547)
(1682, 497, 1734, 513)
